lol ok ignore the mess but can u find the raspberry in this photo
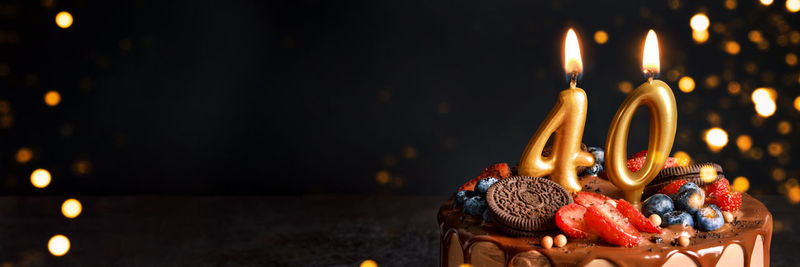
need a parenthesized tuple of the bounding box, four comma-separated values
(659, 179, 688, 195)
(708, 191, 742, 212)
(705, 178, 730, 198)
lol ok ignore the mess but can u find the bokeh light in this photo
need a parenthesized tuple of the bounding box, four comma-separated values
(773, 168, 787, 181)
(692, 30, 709, 43)
(48, 235, 70, 256)
(31, 168, 51, 188)
(736, 135, 752, 152)
(618, 81, 633, 94)
(375, 170, 390, 184)
(594, 30, 608, 44)
(15, 147, 33, 163)
(752, 88, 777, 117)
(705, 128, 728, 152)
(794, 96, 800, 111)
(725, 0, 737, 9)
(767, 142, 784, 156)
(700, 165, 718, 183)
(55, 11, 73, 29)
(749, 30, 763, 43)
(44, 90, 61, 107)
(786, 53, 798, 66)
(690, 14, 710, 31)
(458, 264, 473, 267)
(61, 199, 82, 219)
(678, 76, 695, 92)
(732, 176, 750, 192)
(787, 0, 800, 12)
(673, 151, 691, 166)
(777, 120, 792, 135)
(724, 41, 740, 55)
(760, 0, 774, 6)
(360, 259, 378, 267)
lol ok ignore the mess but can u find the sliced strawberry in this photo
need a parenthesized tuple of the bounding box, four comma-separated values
(477, 163, 512, 180)
(659, 179, 688, 195)
(574, 191, 614, 208)
(705, 177, 730, 198)
(616, 199, 661, 233)
(708, 191, 742, 212)
(556, 204, 595, 239)
(584, 202, 641, 247)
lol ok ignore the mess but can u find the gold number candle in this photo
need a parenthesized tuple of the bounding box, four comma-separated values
(605, 30, 678, 206)
(518, 29, 595, 193)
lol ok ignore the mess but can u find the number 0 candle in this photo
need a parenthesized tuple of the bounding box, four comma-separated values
(605, 30, 678, 206)
(518, 29, 595, 193)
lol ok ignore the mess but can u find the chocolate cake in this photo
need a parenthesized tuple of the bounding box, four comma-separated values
(438, 166, 772, 266)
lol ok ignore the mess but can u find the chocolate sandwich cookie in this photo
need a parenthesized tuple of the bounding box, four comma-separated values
(643, 163, 725, 197)
(486, 176, 573, 235)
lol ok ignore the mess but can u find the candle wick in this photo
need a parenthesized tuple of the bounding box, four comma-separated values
(569, 71, 578, 89)
(644, 70, 655, 84)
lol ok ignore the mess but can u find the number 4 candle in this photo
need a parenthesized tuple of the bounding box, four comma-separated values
(605, 30, 678, 206)
(518, 29, 595, 193)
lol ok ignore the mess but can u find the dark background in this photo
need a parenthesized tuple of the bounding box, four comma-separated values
(2, 0, 799, 197)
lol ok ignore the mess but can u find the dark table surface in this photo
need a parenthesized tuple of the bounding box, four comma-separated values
(0, 195, 796, 267)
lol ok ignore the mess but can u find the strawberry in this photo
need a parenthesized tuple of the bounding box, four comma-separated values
(626, 150, 681, 172)
(477, 163, 512, 180)
(555, 204, 595, 239)
(659, 179, 688, 195)
(708, 191, 742, 212)
(705, 177, 730, 198)
(615, 199, 661, 233)
(584, 202, 641, 247)
(458, 177, 480, 191)
(459, 163, 512, 191)
(574, 191, 614, 208)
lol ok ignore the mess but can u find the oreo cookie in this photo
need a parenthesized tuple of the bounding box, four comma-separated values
(486, 176, 573, 235)
(643, 163, 725, 197)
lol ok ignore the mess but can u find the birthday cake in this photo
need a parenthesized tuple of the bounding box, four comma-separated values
(438, 156, 772, 267)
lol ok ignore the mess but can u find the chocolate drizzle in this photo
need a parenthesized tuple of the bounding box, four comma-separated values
(438, 176, 773, 267)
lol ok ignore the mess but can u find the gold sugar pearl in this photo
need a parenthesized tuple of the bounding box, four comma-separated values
(678, 236, 690, 247)
(723, 211, 735, 223)
(649, 214, 662, 226)
(554, 234, 568, 248)
(541, 236, 554, 249)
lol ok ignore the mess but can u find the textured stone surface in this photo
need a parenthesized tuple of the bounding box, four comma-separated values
(0, 195, 794, 266)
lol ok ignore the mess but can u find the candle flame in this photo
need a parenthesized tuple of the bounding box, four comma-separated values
(564, 29, 583, 78)
(642, 30, 660, 76)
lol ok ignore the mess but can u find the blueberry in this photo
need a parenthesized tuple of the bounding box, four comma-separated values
(475, 177, 499, 195)
(678, 182, 703, 194)
(455, 190, 476, 206)
(674, 183, 705, 213)
(662, 211, 694, 227)
(642, 194, 674, 217)
(588, 147, 605, 164)
(463, 196, 487, 216)
(583, 163, 604, 175)
(482, 209, 491, 222)
(693, 205, 724, 231)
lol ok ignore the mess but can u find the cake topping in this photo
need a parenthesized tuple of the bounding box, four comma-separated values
(573, 191, 614, 207)
(555, 203, 594, 239)
(584, 202, 641, 247)
(616, 198, 662, 233)
(626, 150, 683, 172)
(458, 163, 512, 191)
(486, 176, 573, 234)
(644, 162, 725, 197)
